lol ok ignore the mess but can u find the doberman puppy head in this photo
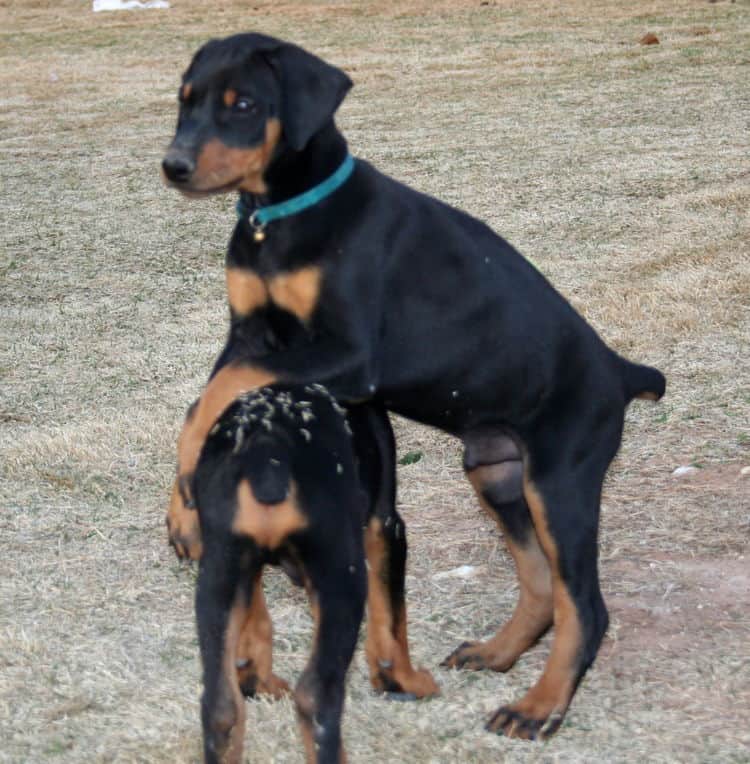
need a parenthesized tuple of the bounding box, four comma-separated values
(162, 33, 352, 196)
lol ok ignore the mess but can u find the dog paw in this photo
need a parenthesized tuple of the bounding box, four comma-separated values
(485, 704, 564, 741)
(238, 665, 291, 700)
(441, 641, 485, 670)
(166, 514, 202, 560)
(372, 664, 440, 699)
(166, 480, 203, 560)
(165, 508, 202, 560)
(441, 641, 514, 672)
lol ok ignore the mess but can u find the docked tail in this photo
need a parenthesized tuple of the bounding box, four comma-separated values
(243, 438, 291, 505)
(620, 357, 666, 403)
(230, 436, 307, 550)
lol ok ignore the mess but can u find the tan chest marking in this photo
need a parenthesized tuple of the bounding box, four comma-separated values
(226, 267, 268, 316)
(267, 265, 322, 323)
(233, 479, 307, 549)
(225, 265, 323, 322)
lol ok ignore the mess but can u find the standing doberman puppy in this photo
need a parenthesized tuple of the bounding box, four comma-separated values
(162, 33, 665, 739)
(194, 383, 367, 764)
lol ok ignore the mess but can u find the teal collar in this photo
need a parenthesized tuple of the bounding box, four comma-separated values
(236, 154, 355, 241)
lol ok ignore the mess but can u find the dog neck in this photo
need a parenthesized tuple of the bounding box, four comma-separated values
(259, 121, 349, 205)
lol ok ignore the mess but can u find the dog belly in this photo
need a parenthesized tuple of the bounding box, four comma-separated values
(380, 380, 522, 435)
(377, 341, 549, 435)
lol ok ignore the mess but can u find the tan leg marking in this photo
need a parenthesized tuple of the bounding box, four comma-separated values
(226, 267, 267, 316)
(169, 365, 275, 561)
(209, 594, 248, 764)
(295, 584, 320, 763)
(364, 518, 439, 698)
(443, 466, 552, 671)
(236, 572, 290, 700)
(268, 265, 322, 323)
(176, 364, 276, 494)
(296, 685, 317, 764)
(486, 476, 582, 740)
(233, 479, 307, 550)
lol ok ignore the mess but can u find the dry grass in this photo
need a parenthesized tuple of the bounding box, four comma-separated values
(1, 0, 749, 761)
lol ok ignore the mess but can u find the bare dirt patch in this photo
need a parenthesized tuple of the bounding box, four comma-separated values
(1, 1, 749, 762)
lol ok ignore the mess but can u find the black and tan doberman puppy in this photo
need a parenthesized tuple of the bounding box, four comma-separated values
(193, 383, 366, 764)
(172, 389, 438, 708)
(162, 33, 665, 740)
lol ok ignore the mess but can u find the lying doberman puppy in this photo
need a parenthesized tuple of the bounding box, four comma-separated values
(162, 33, 665, 740)
(193, 383, 366, 764)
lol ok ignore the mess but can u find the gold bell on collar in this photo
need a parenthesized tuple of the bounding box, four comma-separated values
(248, 211, 266, 243)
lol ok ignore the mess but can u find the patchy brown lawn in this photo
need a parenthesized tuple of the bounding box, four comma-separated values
(1, 0, 748, 761)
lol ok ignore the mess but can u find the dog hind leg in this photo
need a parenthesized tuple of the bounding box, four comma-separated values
(197, 545, 258, 764)
(443, 433, 553, 673)
(235, 571, 290, 700)
(485, 413, 619, 740)
(349, 405, 439, 699)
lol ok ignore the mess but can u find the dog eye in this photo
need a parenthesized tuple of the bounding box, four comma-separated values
(234, 98, 257, 113)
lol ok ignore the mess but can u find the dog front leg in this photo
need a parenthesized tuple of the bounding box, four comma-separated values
(166, 364, 277, 559)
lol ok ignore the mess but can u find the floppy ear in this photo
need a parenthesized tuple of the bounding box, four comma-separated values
(183, 38, 216, 79)
(268, 43, 352, 151)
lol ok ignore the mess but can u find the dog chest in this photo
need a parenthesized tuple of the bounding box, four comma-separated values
(226, 265, 322, 323)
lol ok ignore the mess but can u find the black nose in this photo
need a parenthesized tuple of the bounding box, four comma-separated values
(162, 153, 195, 183)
